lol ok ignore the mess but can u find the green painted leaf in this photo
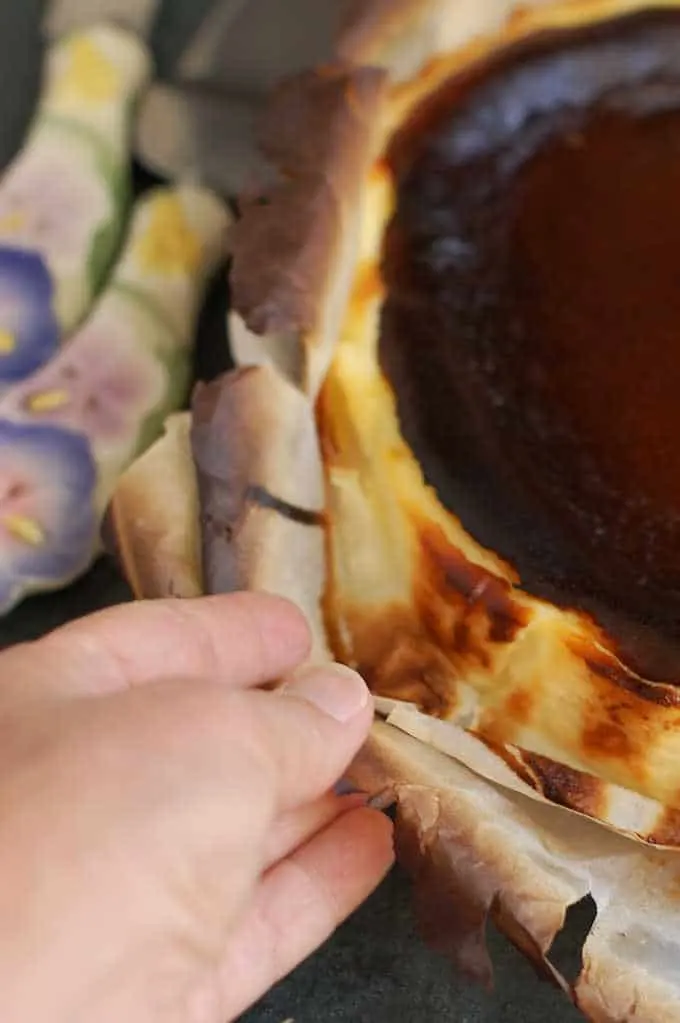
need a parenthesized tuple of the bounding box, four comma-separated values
(134, 351, 192, 458)
(87, 202, 127, 298)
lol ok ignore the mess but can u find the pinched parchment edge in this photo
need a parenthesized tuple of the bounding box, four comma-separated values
(352, 721, 680, 1023)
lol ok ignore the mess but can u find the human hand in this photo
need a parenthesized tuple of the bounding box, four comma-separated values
(0, 593, 394, 1022)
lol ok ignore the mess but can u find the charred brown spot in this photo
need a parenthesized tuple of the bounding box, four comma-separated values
(523, 753, 606, 819)
(418, 524, 529, 655)
(581, 721, 635, 762)
(504, 688, 535, 727)
(473, 734, 538, 789)
(580, 649, 680, 709)
(452, 620, 472, 659)
(336, 520, 533, 715)
(347, 605, 460, 717)
(380, 7, 680, 679)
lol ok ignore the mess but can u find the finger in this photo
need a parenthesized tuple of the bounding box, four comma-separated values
(102, 663, 375, 819)
(26, 666, 376, 910)
(226, 663, 375, 815)
(0, 592, 311, 704)
(264, 793, 368, 870)
(218, 807, 395, 1021)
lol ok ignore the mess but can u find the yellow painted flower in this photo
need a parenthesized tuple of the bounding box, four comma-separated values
(53, 36, 122, 106)
(0, 211, 26, 236)
(133, 194, 202, 277)
(26, 390, 70, 413)
(4, 513, 45, 547)
(0, 330, 16, 355)
(0, 419, 97, 611)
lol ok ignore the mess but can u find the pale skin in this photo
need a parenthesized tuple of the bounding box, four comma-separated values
(0, 592, 395, 1022)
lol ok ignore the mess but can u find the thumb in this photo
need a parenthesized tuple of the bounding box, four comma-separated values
(31, 662, 376, 898)
(236, 662, 375, 812)
(70, 660, 375, 835)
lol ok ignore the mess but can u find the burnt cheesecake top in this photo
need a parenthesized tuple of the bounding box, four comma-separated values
(380, 8, 680, 679)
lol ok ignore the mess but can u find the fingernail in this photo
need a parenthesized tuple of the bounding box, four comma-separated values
(285, 663, 371, 722)
(367, 788, 396, 812)
(335, 778, 364, 796)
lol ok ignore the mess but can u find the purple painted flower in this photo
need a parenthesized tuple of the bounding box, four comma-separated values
(0, 418, 97, 611)
(3, 304, 166, 453)
(0, 248, 60, 384)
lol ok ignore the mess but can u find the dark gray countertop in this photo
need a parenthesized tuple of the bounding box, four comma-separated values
(0, 2, 586, 1019)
